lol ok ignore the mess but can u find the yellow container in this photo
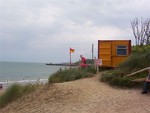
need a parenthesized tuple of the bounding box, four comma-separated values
(98, 40, 131, 67)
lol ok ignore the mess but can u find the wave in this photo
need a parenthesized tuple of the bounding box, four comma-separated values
(0, 79, 48, 90)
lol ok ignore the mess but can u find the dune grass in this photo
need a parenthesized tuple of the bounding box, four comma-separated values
(0, 66, 96, 108)
(48, 67, 96, 83)
(0, 84, 38, 108)
(100, 45, 150, 88)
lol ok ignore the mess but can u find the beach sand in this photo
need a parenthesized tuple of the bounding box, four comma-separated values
(0, 73, 150, 113)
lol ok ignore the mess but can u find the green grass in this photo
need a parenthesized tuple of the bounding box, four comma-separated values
(132, 45, 150, 54)
(100, 45, 150, 88)
(48, 67, 96, 83)
(100, 71, 138, 88)
(0, 84, 38, 108)
(118, 51, 150, 73)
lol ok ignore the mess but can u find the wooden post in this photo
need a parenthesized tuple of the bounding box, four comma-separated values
(125, 67, 150, 77)
(97, 65, 99, 74)
(94, 57, 96, 69)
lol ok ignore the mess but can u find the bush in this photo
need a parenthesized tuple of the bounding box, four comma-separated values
(118, 46, 150, 74)
(0, 84, 37, 108)
(100, 72, 138, 88)
(86, 66, 97, 74)
(48, 67, 96, 83)
(100, 45, 150, 88)
(109, 77, 132, 87)
(132, 45, 150, 54)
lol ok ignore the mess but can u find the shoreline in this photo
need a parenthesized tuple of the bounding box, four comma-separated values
(0, 79, 48, 90)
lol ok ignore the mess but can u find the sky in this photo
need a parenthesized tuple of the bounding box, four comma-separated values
(0, 0, 150, 63)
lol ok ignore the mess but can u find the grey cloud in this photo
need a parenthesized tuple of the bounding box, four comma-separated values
(0, 0, 150, 62)
(52, 0, 150, 27)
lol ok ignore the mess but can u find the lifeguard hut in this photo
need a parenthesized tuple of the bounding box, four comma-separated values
(98, 40, 131, 68)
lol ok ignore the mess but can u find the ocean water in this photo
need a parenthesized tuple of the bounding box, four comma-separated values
(0, 61, 66, 82)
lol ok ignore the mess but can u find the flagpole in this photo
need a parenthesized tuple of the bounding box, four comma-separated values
(69, 47, 75, 69)
(70, 48, 71, 69)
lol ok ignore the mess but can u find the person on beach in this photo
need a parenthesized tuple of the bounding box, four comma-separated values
(80, 55, 86, 64)
(79, 55, 89, 68)
(141, 68, 150, 94)
(0, 84, 3, 90)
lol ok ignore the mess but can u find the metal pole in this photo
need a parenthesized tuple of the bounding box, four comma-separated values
(70, 48, 71, 69)
(92, 44, 94, 60)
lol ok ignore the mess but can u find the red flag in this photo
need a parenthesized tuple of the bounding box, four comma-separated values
(70, 48, 75, 53)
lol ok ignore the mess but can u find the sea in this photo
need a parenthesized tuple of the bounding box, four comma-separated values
(0, 61, 67, 89)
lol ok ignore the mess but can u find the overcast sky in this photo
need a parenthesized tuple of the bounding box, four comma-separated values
(0, 0, 150, 63)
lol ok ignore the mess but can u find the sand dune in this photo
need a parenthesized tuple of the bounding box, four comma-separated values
(0, 73, 150, 113)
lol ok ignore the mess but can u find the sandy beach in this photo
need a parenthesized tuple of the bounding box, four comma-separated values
(0, 73, 150, 113)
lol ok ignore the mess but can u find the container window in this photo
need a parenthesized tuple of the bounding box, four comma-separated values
(117, 45, 127, 55)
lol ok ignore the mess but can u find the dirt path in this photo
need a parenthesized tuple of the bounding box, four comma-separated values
(0, 74, 150, 113)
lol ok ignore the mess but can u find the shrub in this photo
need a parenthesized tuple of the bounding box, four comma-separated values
(118, 46, 150, 75)
(0, 84, 37, 108)
(48, 67, 96, 83)
(100, 45, 150, 88)
(100, 72, 138, 88)
(85, 66, 97, 74)
(132, 45, 150, 54)
(109, 77, 132, 87)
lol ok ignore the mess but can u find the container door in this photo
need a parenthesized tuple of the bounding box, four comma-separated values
(98, 41, 112, 67)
